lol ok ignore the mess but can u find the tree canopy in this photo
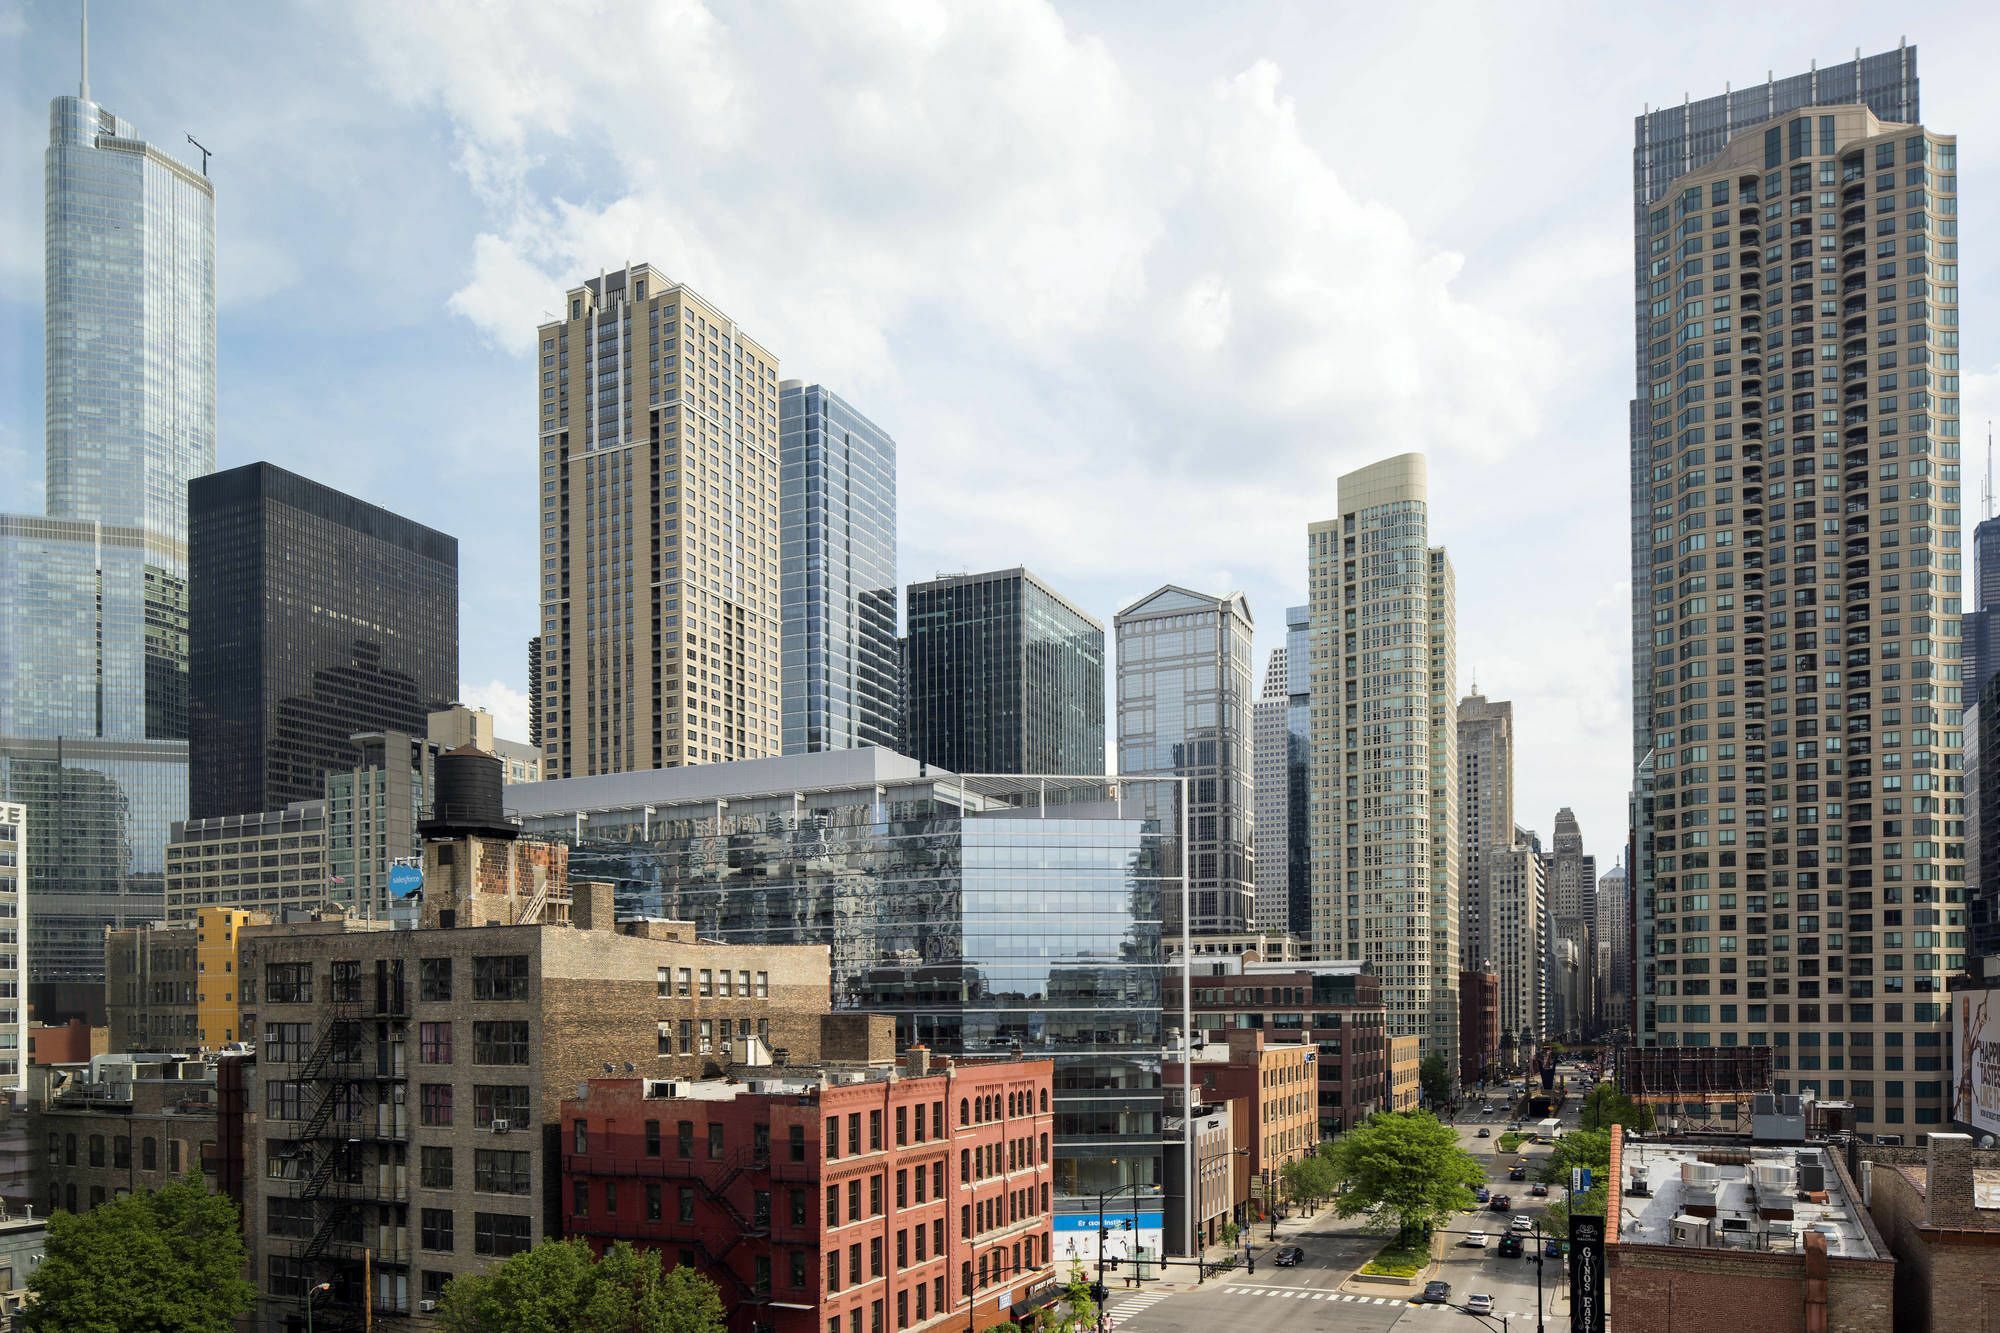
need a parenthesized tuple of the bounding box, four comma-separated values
(435, 1238, 726, 1333)
(1280, 1153, 1339, 1209)
(1325, 1110, 1486, 1244)
(1578, 1081, 1656, 1132)
(1539, 1127, 1614, 1235)
(19, 1174, 255, 1333)
(1418, 1052, 1453, 1108)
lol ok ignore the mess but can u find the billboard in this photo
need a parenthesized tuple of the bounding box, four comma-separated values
(1952, 989, 2000, 1136)
(1053, 1211, 1164, 1267)
(1570, 1213, 1606, 1333)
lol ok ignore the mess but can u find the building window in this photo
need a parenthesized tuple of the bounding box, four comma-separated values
(646, 1183, 662, 1221)
(572, 1179, 588, 1217)
(265, 1021, 312, 1064)
(473, 1212, 532, 1258)
(265, 962, 311, 1003)
(472, 955, 530, 1001)
(420, 1208, 454, 1252)
(679, 1187, 696, 1222)
(708, 1123, 724, 1160)
(755, 970, 769, 998)
(574, 1121, 588, 1155)
(330, 960, 361, 1003)
(420, 1146, 453, 1190)
(420, 1084, 453, 1127)
(419, 1022, 453, 1063)
(473, 1021, 530, 1065)
(474, 1085, 531, 1129)
(644, 1120, 661, 1157)
(264, 1081, 306, 1121)
(419, 957, 452, 1001)
(790, 1124, 806, 1162)
(474, 1149, 532, 1195)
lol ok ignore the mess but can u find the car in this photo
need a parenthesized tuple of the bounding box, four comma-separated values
(1529, 1183, 1550, 1197)
(1274, 1245, 1304, 1267)
(1489, 1195, 1512, 1212)
(1420, 1281, 1452, 1305)
(1510, 1215, 1535, 1233)
(1473, 1186, 1490, 1202)
(1497, 1234, 1523, 1258)
(1506, 1121, 1523, 1131)
(1476, 1127, 1491, 1137)
(1462, 1231, 1489, 1248)
(1545, 1238, 1564, 1258)
(1466, 1294, 1496, 1316)
(1508, 1165, 1527, 1181)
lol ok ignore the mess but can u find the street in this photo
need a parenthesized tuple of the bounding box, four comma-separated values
(1102, 1064, 1591, 1332)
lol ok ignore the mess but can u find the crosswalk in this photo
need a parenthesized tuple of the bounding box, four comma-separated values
(1104, 1288, 1176, 1320)
(1107, 1285, 1535, 1322)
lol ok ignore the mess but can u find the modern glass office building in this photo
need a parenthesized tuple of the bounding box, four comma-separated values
(506, 749, 1177, 1237)
(778, 382, 901, 754)
(904, 568, 1106, 775)
(0, 78, 215, 1013)
(1115, 586, 1256, 934)
(188, 463, 458, 819)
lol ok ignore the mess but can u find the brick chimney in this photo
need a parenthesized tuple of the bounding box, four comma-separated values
(572, 880, 616, 932)
(904, 1045, 932, 1078)
(1925, 1132, 1977, 1228)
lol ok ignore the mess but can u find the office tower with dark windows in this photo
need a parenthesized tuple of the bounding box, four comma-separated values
(1308, 454, 1459, 1064)
(535, 264, 782, 779)
(904, 569, 1104, 776)
(1253, 607, 1311, 939)
(187, 463, 458, 820)
(1116, 586, 1256, 935)
(778, 382, 900, 755)
(1964, 516, 2000, 700)
(1630, 81, 1961, 1133)
(0, 55, 215, 1016)
(1545, 807, 1597, 1039)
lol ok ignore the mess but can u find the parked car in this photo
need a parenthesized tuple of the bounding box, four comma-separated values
(1497, 1234, 1524, 1258)
(1473, 1186, 1490, 1202)
(1420, 1281, 1452, 1305)
(1466, 1294, 1496, 1315)
(1463, 1231, 1489, 1248)
(1275, 1245, 1304, 1267)
(1545, 1238, 1564, 1258)
(1489, 1195, 1512, 1212)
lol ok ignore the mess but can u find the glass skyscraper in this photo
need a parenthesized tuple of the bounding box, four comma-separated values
(188, 463, 458, 819)
(904, 568, 1105, 775)
(506, 750, 1176, 1235)
(0, 76, 215, 1014)
(778, 382, 900, 754)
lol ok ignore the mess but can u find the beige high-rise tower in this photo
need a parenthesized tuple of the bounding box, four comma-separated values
(1309, 453, 1460, 1065)
(1634, 105, 1961, 1132)
(1457, 693, 1515, 970)
(535, 265, 782, 777)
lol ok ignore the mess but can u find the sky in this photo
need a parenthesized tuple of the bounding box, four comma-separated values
(3, 0, 1998, 869)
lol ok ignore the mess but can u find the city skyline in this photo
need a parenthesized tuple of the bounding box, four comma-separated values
(22, 8, 2000, 853)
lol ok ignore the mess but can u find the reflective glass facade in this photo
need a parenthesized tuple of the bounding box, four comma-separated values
(905, 569, 1105, 775)
(778, 382, 900, 754)
(188, 463, 458, 819)
(510, 759, 1173, 1217)
(1115, 587, 1255, 934)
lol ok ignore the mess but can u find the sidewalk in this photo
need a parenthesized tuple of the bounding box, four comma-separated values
(1107, 1204, 1342, 1294)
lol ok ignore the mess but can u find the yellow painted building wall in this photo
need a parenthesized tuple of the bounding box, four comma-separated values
(195, 907, 261, 1047)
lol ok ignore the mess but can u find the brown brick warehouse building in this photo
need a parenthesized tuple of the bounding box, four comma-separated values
(562, 1050, 1055, 1333)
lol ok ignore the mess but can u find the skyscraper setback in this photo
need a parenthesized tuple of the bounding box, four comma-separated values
(1309, 454, 1459, 1062)
(1629, 70, 1962, 1130)
(0, 51, 215, 1012)
(535, 265, 783, 777)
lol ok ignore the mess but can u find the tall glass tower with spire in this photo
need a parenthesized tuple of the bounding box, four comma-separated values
(0, 18, 216, 1018)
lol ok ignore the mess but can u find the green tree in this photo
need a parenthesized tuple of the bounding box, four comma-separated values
(1418, 1051, 1453, 1108)
(1042, 1264, 1098, 1333)
(1325, 1110, 1486, 1246)
(1578, 1081, 1656, 1132)
(1281, 1153, 1338, 1209)
(19, 1174, 254, 1333)
(1538, 1127, 1614, 1236)
(435, 1238, 725, 1333)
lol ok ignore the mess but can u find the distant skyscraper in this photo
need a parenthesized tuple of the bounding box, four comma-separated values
(0, 54, 216, 1014)
(1252, 608, 1313, 939)
(1252, 647, 1289, 934)
(1631, 72, 1958, 1130)
(535, 264, 782, 777)
(1310, 454, 1459, 1062)
(903, 568, 1104, 776)
(1486, 835, 1547, 1046)
(778, 382, 900, 754)
(188, 463, 458, 819)
(1116, 586, 1256, 934)
(1965, 515, 2000, 700)
(527, 635, 543, 748)
(1595, 864, 1631, 1032)
(1545, 808, 1596, 1038)
(1456, 693, 1516, 971)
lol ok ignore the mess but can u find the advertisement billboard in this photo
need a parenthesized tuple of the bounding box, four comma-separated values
(1052, 1211, 1164, 1267)
(1952, 989, 2000, 1137)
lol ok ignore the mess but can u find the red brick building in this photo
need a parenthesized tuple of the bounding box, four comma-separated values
(1459, 970, 1500, 1088)
(561, 1049, 1055, 1333)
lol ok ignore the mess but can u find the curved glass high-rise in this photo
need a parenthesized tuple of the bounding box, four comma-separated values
(0, 72, 214, 1015)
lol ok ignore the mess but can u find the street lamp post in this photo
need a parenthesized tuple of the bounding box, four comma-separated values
(1093, 1182, 1148, 1298)
(304, 1281, 332, 1333)
(964, 1259, 1044, 1333)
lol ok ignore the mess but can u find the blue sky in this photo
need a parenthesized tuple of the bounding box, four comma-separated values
(4, 0, 1998, 865)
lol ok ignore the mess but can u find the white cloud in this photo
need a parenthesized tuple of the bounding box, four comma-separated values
(462, 679, 532, 745)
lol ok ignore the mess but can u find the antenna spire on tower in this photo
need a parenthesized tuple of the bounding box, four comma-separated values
(79, 0, 89, 102)
(1984, 421, 1994, 521)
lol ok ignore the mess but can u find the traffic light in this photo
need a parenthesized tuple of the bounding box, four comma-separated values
(1108, 1256, 1121, 1270)
(1090, 1282, 1109, 1304)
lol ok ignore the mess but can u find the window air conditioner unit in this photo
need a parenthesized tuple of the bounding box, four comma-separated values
(491, 1119, 510, 1133)
(418, 1298, 438, 1313)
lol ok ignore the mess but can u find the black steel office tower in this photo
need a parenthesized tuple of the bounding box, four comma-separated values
(904, 568, 1104, 775)
(188, 463, 458, 818)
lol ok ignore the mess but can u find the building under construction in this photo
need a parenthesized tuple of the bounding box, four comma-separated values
(1615, 1045, 1775, 1129)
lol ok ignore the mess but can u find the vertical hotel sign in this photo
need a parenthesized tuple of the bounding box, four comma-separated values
(1570, 1213, 1605, 1333)
(1953, 990, 2000, 1135)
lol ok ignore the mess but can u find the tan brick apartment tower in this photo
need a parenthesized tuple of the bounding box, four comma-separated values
(1633, 101, 1962, 1134)
(1308, 454, 1460, 1068)
(536, 264, 782, 777)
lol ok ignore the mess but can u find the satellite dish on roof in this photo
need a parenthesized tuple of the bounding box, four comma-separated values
(1981, 1135, 1996, 1149)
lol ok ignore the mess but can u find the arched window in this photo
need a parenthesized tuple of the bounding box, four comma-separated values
(960, 1098, 970, 1127)
(1039, 1089, 1049, 1112)
(961, 1148, 971, 1180)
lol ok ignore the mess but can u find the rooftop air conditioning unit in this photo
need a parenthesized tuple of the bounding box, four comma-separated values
(491, 1119, 510, 1133)
(418, 1299, 438, 1313)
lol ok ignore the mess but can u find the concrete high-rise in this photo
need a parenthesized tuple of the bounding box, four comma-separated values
(535, 264, 782, 778)
(188, 463, 458, 819)
(778, 382, 900, 754)
(1116, 586, 1256, 934)
(1596, 864, 1632, 1032)
(1545, 808, 1596, 1038)
(903, 568, 1104, 776)
(1309, 454, 1459, 1063)
(1630, 89, 1961, 1132)
(1253, 648, 1289, 935)
(1457, 693, 1515, 970)
(1486, 836, 1547, 1047)
(0, 47, 216, 1015)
